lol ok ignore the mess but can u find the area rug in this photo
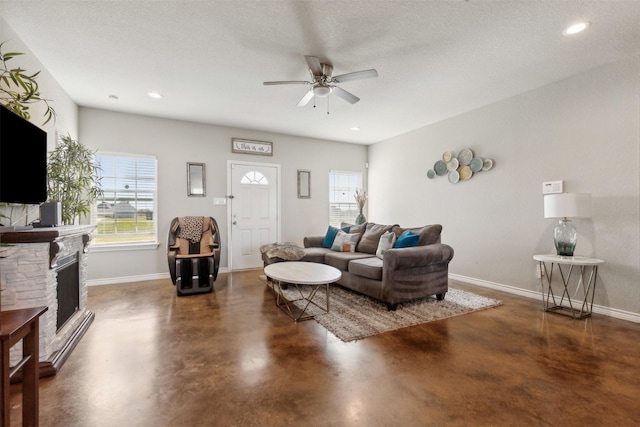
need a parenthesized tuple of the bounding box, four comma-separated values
(261, 276, 502, 342)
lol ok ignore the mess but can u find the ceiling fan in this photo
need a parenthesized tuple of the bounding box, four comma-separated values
(263, 55, 378, 107)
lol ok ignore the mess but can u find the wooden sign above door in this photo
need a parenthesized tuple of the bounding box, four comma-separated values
(231, 138, 273, 156)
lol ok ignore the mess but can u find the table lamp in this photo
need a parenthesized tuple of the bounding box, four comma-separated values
(544, 193, 591, 256)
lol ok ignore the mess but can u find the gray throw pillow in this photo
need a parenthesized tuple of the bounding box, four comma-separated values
(357, 223, 394, 254)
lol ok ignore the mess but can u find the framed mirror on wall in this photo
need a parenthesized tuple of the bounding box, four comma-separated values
(298, 169, 311, 198)
(187, 162, 206, 196)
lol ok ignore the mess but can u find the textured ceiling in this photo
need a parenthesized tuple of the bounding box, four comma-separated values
(1, 1, 639, 144)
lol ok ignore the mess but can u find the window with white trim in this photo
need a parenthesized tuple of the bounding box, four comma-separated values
(93, 153, 157, 246)
(329, 170, 362, 226)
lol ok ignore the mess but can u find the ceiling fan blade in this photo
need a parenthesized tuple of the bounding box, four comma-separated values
(263, 80, 309, 85)
(297, 89, 315, 107)
(305, 56, 323, 76)
(332, 86, 360, 104)
(332, 69, 378, 83)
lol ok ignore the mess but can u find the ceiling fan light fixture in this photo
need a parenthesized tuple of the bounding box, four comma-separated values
(313, 85, 332, 97)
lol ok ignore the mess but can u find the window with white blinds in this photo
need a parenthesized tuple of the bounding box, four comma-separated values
(93, 153, 157, 246)
(329, 171, 362, 227)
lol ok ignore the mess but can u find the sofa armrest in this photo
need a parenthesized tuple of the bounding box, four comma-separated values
(303, 236, 325, 248)
(383, 243, 454, 270)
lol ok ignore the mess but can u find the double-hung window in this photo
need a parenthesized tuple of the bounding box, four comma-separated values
(329, 170, 362, 227)
(93, 153, 157, 247)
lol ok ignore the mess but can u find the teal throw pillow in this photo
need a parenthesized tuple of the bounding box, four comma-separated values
(322, 226, 341, 248)
(394, 230, 420, 248)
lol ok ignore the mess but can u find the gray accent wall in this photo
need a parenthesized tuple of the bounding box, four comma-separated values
(4, 14, 638, 317)
(0, 20, 78, 147)
(368, 55, 640, 316)
(80, 108, 367, 281)
(0, 19, 78, 224)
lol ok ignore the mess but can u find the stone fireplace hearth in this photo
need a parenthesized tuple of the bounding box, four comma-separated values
(0, 225, 95, 378)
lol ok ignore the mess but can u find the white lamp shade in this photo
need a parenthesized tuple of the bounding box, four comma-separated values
(313, 85, 332, 97)
(544, 193, 591, 218)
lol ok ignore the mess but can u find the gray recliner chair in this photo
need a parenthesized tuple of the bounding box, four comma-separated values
(167, 216, 221, 296)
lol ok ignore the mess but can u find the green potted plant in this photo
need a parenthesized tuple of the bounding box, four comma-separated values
(47, 134, 102, 225)
(0, 41, 56, 125)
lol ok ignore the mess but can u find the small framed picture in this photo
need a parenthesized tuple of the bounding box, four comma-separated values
(297, 170, 311, 198)
(187, 162, 206, 196)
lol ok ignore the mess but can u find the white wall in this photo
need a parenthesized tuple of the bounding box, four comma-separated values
(368, 55, 640, 315)
(79, 108, 367, 281)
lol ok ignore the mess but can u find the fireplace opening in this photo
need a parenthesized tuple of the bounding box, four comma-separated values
(56, 252, 80, 332)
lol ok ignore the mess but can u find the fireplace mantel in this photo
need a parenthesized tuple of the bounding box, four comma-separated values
(0, 225, 96, 379)
(0, 224, 94, 242)
(1, 224, 95, 269)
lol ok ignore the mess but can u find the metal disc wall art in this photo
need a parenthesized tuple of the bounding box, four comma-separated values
(427, 148, 495, 184)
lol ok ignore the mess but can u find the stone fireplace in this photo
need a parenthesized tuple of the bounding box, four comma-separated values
(0, 225, 95, 377)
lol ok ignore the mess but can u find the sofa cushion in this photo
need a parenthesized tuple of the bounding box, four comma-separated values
(376, 231, 396, 259)
(392, 224, 442, 246)
(357, 223, 394, 254)
(302, 247, 332, 263)
(324, 251, 373, 271)
(322, 225, 352, 248)
(394, 231, 420, 248)
(322, 226, 341, 248)
(348, 257, 383, 281)
(331, 231, 361, 252)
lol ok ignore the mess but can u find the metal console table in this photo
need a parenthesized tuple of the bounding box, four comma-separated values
(533, 254, 604, 319)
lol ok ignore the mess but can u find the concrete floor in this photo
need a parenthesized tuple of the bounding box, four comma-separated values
(9, 270, 640, 426)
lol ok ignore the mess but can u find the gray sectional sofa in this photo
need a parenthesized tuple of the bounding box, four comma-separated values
(301, 223, 454, 310)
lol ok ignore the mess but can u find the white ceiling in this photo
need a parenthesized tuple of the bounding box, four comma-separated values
(2, 1, 639, 145)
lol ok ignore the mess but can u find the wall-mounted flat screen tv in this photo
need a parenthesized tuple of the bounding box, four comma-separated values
(0, 105, 48, 204)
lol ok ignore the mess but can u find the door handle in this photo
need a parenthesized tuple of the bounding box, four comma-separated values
(232, 221, 237, 225)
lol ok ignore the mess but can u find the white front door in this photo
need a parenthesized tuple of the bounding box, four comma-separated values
(228, 162, 280, 270)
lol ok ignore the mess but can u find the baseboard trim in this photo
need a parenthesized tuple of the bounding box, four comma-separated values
(87, 268, 229, 287)
(87, 273, 170, 286)
(450, 273, 640, 324)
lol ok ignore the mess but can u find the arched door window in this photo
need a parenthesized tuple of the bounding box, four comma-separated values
(240, 171, 269, 185)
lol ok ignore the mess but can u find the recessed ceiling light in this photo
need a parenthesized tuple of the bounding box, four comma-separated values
(563, 21, 590, 36)
(147, 91, 163, 99)
(108, 94, 119, 102)
(351, 127, 360, 131)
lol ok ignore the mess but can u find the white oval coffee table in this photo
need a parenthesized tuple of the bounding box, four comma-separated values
(264, 261, 341, 322)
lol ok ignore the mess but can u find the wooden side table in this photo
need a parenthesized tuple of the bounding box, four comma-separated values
(1, 306, 48, 427)
(533, 255, 604, 319)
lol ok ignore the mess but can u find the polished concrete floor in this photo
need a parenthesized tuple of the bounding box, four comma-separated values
(8, 270, 640, 426)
